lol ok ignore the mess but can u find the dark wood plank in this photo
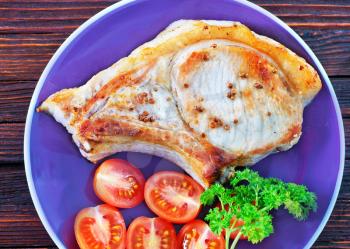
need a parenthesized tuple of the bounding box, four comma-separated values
(0, 162, 348, 248)
(0, 30, 349, 81)
(257, 1, 350, 28)
(0, 165, 55, 248)
(2, 248, 56, 249)
(313, 162, 350, 248)
(0, 123, 24, 163)
(0, 118, 349, 164)
(0, 78, 349, 164)
(3, 247, 56, 249)
(1, 1, 350, 34)
(0, 1, 116, 34)
(254, 0, 350, 5)
(296, 29, 350, 77)
(334, 78, 350, 118)
(0, 80, 34, 123)
(0, 3, 350, 79)
(0, 33, 64, 81)
(0, 77, 348, 124)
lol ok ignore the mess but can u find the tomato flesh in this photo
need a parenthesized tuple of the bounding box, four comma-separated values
(144, 171, 204, 223)
(74, 204, 126, 249)
(177, 220, 225, 249)
(127, 216, 177, 249)
(94, 159, 145, 208)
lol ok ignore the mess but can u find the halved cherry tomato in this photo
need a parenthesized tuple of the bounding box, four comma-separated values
(217, 204, 247, 240)
(94, 159, 145, 208)
(227, 218, 247, 240)
(144, 171, 204, 224)
(74, 204, 126, 249)
(126, 216, 177, 249)
(177, 220, 225, 249)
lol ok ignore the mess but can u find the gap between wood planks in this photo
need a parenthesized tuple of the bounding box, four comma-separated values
(0, 77, 349, 164)
(1, 28, 350, 80)
(0, 77, 349, 123)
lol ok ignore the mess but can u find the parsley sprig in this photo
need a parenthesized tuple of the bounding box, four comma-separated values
(200, 169, 317, 249)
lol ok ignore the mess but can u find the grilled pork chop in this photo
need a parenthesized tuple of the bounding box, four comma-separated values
(38, 20, 321, 187)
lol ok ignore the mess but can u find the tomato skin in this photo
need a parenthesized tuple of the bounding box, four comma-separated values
(94, 159, 145, 208)
(74, 204, 126, 249)
(217, 204, 247, 240)
(227, 218, 247, 240)
(144, 171, 204, 224)
(177, 220, 225, 249)
(126, 216, 177, 249)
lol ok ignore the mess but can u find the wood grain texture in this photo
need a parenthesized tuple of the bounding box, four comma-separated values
(0, 2, 350, 79)
(0, 80, 34, 123)
(333, 78, 350, 118)
(0, 116, 348, 164)
(2, 78, 350, 125)
(0, 123, 24, 163)
(1, 0, 350, 33)
(0, 29, 349, 80)
(0, 28, 350, 80)
(0, 0, 349, 248)
(0, 166, 55, 248)
(0, 78, 347, 164)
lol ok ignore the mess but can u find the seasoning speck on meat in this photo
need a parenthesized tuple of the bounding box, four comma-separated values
(138, 111, 155, 122)
(227, 87, 237, 100)
(136, 92, 148, 104)
(194, 106, 205, 113)
(203, 54, 209, 61)
(209, 117, 223, 128)
(149, 98, 155, 104)
(239, 72, 248, 78)
(136, 92, 156, 105)
(254, 83, 263, 89)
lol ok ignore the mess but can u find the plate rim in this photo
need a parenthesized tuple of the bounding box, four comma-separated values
(23, 0, 345, 248)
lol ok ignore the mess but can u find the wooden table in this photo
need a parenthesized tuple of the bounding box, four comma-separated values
(0, 0, 349, 248)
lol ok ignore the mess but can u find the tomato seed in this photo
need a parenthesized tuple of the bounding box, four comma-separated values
(112, 225, 120, 230)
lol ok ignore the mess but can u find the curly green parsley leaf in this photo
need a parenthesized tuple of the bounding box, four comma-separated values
(284, 183, 317, 220)
(201, 169, 317, 249)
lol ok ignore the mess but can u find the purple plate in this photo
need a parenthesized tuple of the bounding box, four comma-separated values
(24, 0, 345, 248)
